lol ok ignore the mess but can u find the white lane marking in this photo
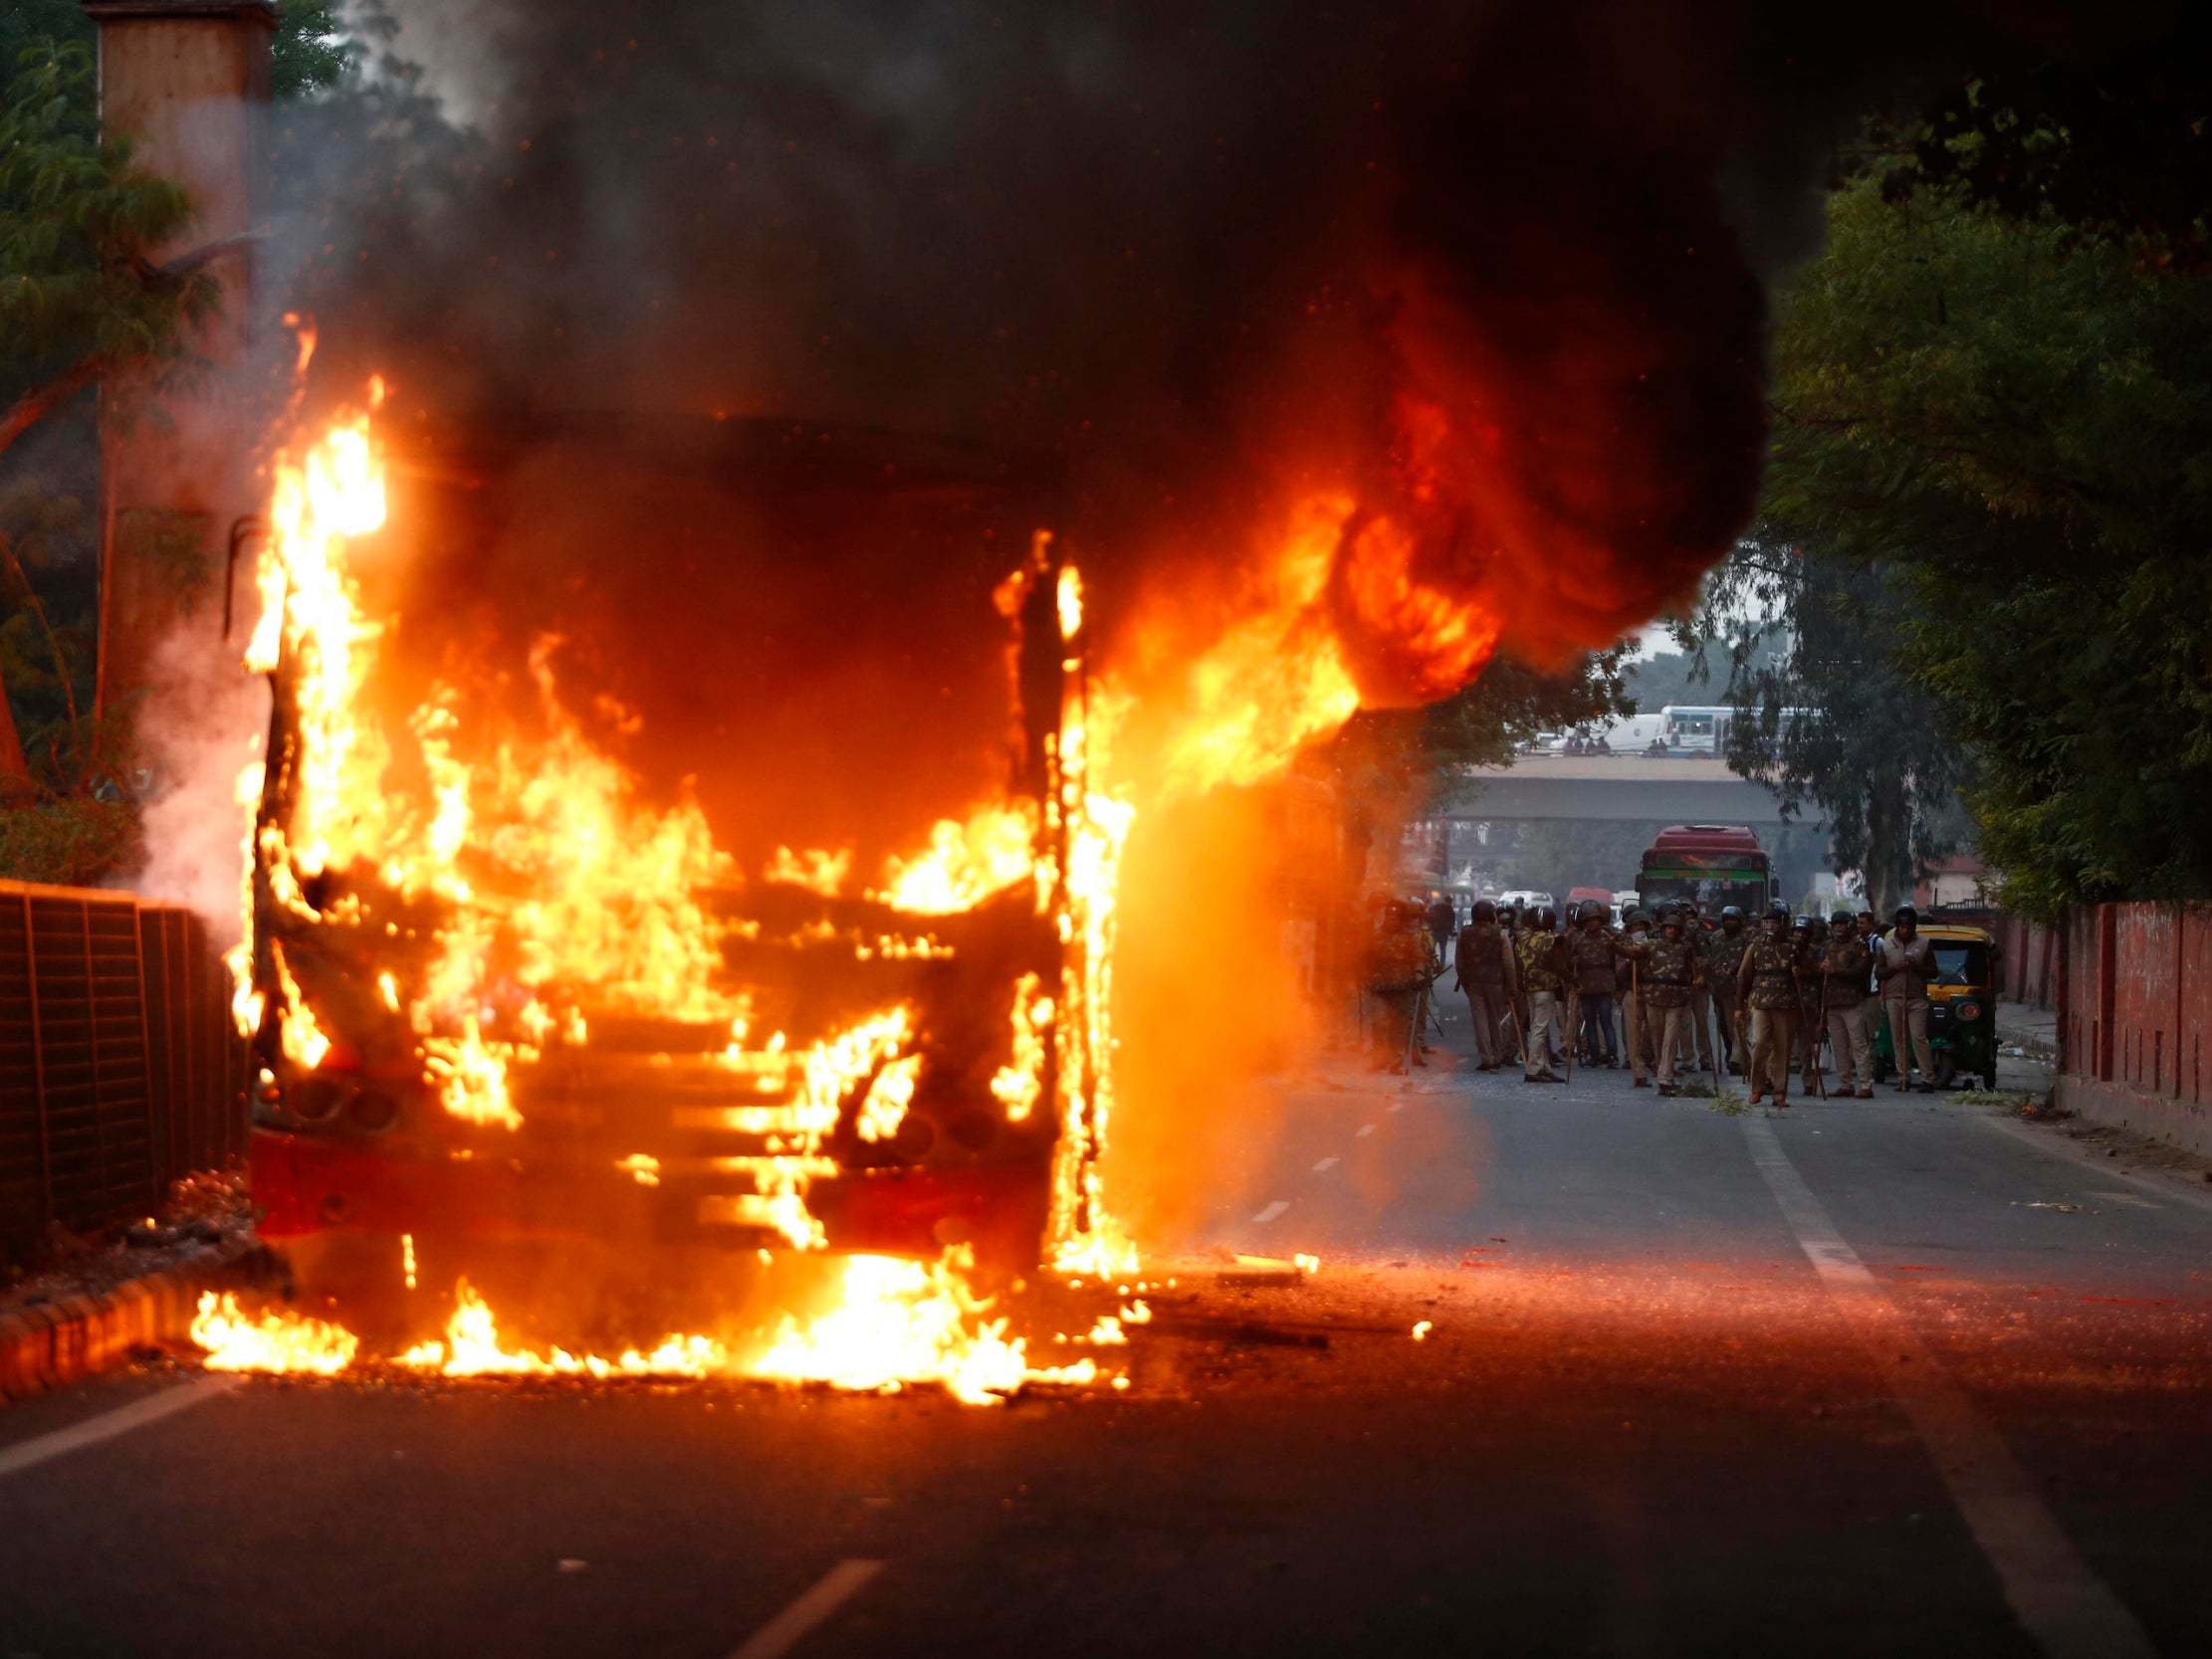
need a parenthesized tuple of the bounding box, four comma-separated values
(1741, 1116, 2154, 1659)
(1310, 1156, 1340, 1174)
(2086, 1190, 2160, 1210)
(1387, 1100, 1405, 1114)
(0, 1373, 241, 1481)
(1250, 1199, 1290, 1225)
(731, 1558, 886, 1659)
(1355, 1123, 1376, 1139)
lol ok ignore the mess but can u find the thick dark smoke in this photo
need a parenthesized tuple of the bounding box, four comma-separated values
(258, 0, 2138, 830)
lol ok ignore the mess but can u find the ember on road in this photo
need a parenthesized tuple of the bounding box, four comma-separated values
(8, 1014, 2209, 1658)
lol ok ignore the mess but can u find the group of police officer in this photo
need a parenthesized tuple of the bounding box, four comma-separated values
(1447, 898, 1944, 1107)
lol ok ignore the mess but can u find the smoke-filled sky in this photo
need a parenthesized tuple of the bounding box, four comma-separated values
(254, 0, 2162, 836)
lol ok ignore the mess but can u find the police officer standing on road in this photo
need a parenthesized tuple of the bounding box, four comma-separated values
(1738, 905, 1802, 1108)
(1516, 912, 1571, 1084)
(1821, 908, 1876, 1098)
(1568, 904, 1623, 1069)
(1426, 892, 1457, 964)
(1704, 906, 1750, 1074)
(1616, 910, 1656, 1086)
(1878, 904, 1939, 1092)
(1637, 907, 1701, 1097)
(1795, 915, 1832, 1090)
(1453, 900, 1519, 1073)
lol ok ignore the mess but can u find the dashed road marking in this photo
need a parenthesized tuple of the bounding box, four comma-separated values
(731, 1558, 886, 1659)
(1742, 1115, 2153, 1659)
(1355, 1124, 1376, 1139)
(1310, 1156, 1339, 1173)
(0, 1373, 240, 1482)
(1250, 1199, 1290, 1224)
(2086, 1190, 2160, 1209)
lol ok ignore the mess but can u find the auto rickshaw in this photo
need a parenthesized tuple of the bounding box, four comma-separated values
(1872, 924, 2000, 1089)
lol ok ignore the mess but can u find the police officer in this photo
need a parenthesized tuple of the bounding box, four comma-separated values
(1821, 907, 1876, 1097)
(1878, 904, 1938, 1092)
(1616, 910, 1656, 1086)
(1795, 914, 1829, 1089)
(1638, 906, 1701, 1097)
(1704, 905, 1751, 1074)
(1567, 903, 1622, 1068)
(1453, 900, 1518, 1072)
(1515, 910, 1570, 1084)
(1738, 905, 1802, 1108)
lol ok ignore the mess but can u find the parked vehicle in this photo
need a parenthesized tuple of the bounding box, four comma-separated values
(1872, 924, 1999, 1089)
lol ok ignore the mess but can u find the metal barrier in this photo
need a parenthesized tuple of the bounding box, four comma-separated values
(0, 881, 247, 1253)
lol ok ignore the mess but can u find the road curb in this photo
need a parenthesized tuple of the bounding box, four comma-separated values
(0, 1235, 280, 1405)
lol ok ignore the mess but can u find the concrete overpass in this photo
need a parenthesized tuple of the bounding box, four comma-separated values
(1445, 754, 1800, 824)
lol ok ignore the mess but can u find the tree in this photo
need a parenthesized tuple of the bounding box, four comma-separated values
(1756, 164, 2212, 918)
(1684, 541, 1971, 915)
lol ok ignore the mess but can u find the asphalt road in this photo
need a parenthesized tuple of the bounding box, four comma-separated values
(5, 1000, 2211, 1659)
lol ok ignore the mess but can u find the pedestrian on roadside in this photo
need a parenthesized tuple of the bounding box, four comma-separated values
(1515, 912, 1571, 1084)
(1821, 908, 1876, 1098)
(1704, 905, 1750, 1074)
(1453, 900, 1519, 1073)
(1568, 904, 1622, 1069)
(1738, 905, 1801, 1108)
(1877, 904, 1939, 1093)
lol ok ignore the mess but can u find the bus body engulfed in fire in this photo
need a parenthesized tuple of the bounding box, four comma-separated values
(239, 414, 1109, 1281)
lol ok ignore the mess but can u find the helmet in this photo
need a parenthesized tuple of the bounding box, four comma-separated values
(1537, 907, 1557, 931)
(1893, 905, 1919, 925)
(1580, 901, 1608, 924)
(1471, 900, 1496, 924)
(1767, 904, 1791, 924)
(1627, 909, 1651, 929)
(1659, 908, 1684, 931)
(1831, 910, 1855, 929)
(1719, 905, 1743, 923)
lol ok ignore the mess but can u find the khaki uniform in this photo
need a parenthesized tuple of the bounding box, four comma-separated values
(1641, 933, 1700, 1088)
(1516, 931, 1568, 1081)
(1703, 929, 1751, 1072)
(1454, 924, 1518, 1070)
(1615, 932, 1655, 1082)
(1367, 915, 1433, 1072)
(1738, 933, 1802, 1102)
(1877, 932, 1937, 1085)
(1820, 933, 1875, 1093)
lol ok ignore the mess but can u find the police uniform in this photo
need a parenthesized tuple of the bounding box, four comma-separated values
(1641, 928, 1701, 1091)
(1703, 923, 1751, 1073)
(1453, 920, 1518, 1071)
(1515, 928, 1568, 1082)
(1616, 921, 1656, 1084)
(1878, 928, 1939, 1088)
(1737, 926, 1803, 1104)
(1821, 925, 1876, 1095)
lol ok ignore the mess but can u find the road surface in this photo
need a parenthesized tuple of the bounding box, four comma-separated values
(5, 1001, 2210, 1658)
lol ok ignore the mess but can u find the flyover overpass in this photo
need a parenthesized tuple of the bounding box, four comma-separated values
(1446, 754, 1799, 824)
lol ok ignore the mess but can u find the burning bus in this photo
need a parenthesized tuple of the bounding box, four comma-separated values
(233, 395, 1131, 1310)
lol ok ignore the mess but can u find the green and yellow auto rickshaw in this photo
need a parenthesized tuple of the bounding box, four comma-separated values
(1872, 924, 2000, 1089)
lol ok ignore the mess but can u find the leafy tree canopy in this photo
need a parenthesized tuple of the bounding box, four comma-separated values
(1754, 163, 2212, 919)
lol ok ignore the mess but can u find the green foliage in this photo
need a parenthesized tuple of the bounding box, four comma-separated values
(272, 1, 361, 99)
(1759, 169, 2212, 918)
(1687, 540, 1971, 915)
(0, 44, 215, 403)
(0, 795, 141, 886)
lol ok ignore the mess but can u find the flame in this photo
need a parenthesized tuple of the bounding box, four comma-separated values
(268, 941, 330, 1071)
(990, 972, 1052, 1124)
(191, 1292, 358, 1375)
(752, 1248, 1099, 1407)
(397, 1281, 733, 1379)
(872, 801, 1042, 915)
(766, 845, 852, 895)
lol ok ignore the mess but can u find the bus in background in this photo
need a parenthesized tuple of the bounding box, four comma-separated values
(1658, 706, 1733, 755)
(1635, 825, 1778, 915)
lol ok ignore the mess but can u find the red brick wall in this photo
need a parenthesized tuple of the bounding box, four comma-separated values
(2052, 903, 2212, 1110)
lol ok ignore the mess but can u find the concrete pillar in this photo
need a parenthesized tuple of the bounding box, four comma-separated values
(82, 1, 275, 725)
